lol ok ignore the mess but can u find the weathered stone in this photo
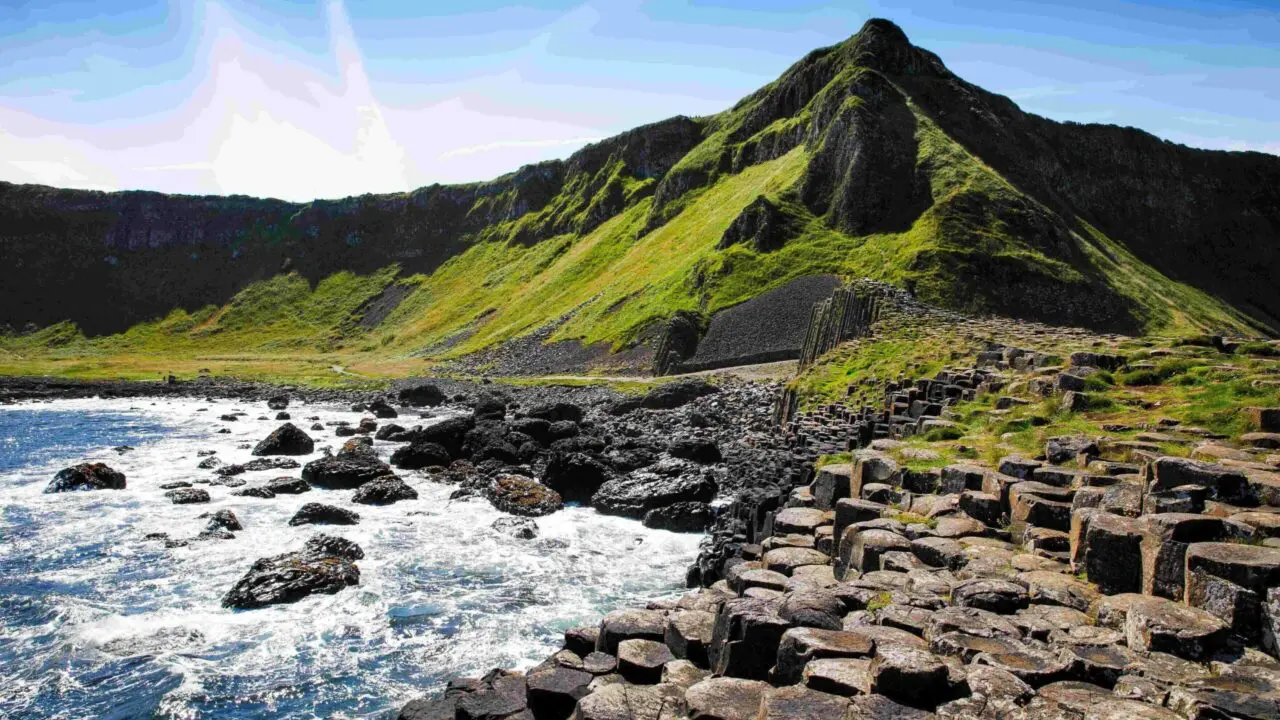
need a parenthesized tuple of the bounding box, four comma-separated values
(772, 627, 875, 685)
(684, 677, 767, 720)
(527, 667, 592, 720)
(617, 639, 674, 684)
(1016, 571, 1097, 612)
(836, 528, 910, 580)
(1083, 513, 1145, 594)
(756, 685, 848, 720)
(709, 598, 789, 679)
(597, 609, 666, 654)
(1124, 594, 1228, 660)
(811, 464, 854, 510)
(664, 610, 715, 667)
(762, 547, 829, 576)
(46, 462, 126, 492)
(251, 423, 314, 456)
(660, 659, 707, 689)
(952, 578, 1029, 614)
(571, 682, 685, 720)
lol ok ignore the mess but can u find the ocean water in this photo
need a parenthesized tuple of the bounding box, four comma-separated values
(0, 398, 699, 719)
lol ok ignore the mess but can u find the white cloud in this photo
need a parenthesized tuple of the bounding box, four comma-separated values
(440, 136, 605, 159)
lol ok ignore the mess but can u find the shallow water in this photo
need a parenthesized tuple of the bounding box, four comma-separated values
(0, 398, 699, 719)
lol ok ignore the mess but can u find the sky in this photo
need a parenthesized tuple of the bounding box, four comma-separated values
(0, 0, 1277, 202)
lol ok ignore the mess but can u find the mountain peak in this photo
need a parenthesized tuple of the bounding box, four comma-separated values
(842, 17, 944, 77)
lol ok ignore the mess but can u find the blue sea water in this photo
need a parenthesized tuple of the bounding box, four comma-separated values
(0, 398, 698, 719)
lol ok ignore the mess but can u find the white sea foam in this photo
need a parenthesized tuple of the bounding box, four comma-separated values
(0, 397, 699, 718)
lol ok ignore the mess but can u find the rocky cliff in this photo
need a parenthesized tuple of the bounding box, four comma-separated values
(2, 19, 1277, 352)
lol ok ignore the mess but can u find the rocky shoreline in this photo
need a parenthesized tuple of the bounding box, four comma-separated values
(391, 341, 1280, 720)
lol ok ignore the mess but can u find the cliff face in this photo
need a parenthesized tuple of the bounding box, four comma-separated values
(2, 19, 1278, 345)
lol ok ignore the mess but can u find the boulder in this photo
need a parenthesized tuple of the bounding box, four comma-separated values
(542, 452, 612, 503)
(202, 509, 242, 532)
(288, 503, 360, 526)
(485, 475, 563, 517)
(46, 462, 126, 492)
(368, 398, 398, 419)
(1123, 594, 1228, 660)
(390, 441, 452, 470)
(617, 639, 674, 684)
(641, 379, 719, 410)
(642, 502, 714, 533)
(524, 401, 585, 423)
(591, 467, 716, 519)
(166, 487, 210, 505)
(221, 539, 360, 608)
(352, 475, 418, 505)
(302, 453, 393, 490)
(952, 578, 1030, 614)
(398, 383, 444, 407)
(1045, 436, 1100, 465)
(491, 516, 538, 539)
(251, 423, 315, 456)
(868, 645, 950, 709)
(668, 438, 722, 464)
(267, 395, 289, 410)
(266, 476, 311, 494)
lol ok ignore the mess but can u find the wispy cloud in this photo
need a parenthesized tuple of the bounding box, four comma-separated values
(439, 136, 604, 159)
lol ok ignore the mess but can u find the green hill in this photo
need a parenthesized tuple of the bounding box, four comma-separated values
(2, 19, 1278, 382)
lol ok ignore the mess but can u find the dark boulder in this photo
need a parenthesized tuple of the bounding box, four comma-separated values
(46, 463, 126, 493)
(267, 395, 289, 410)
(606, 448, 658, 472)
(352, 476, 418, 505)
(592, 464, 718, 519)
(473, 394, 508, 421)
(668, 438, 722, 464)
(398, 383, 445, 407)
(302, 454, 392, 490)
(374, 423, 406, 441)
(165, 488, 211, 505)
(288, 503, 360, 526)
(266, 476, 311, 495)
(492, 516, 539, 539)
(305, 533, 364, 560)
(408, 416, 474, 457)
(641, 378, 719, 410)
(221, 541, 360, 609)
(368, 398, 398, 419)
(642, 501, 714, 532)
(251, 423, 315, 456)
(541, 452, 612, 503)
(202, 509, 242, 532)
(485, 475, 564, 517)
(510, 417, 552, 443)
(232, 486, 276, 499)
(275, 412, 291, 421)
(390, 441, 452, 470)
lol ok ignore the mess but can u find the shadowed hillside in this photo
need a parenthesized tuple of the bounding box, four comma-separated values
(2, 19, 1277, 376)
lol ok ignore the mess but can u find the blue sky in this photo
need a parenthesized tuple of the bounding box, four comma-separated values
(1, 0, 1277, 201)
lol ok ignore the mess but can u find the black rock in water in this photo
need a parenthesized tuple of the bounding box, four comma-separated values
(591, 462, 717, 519)
(221, 542, 360, 609)
(251, 423, 315, 456)
(232, 486, 275, 499)
(46, 462, 127, 493)
(492, 516, 539, 539)
(288, 502, 360, 526)
(390, 441, 452, 470)
(352, 475, 418, 505)
(305, 533, 364, 561)
(302, 452, 391, 490)
(375, 423, 406, 441)
(642, 501, 714, 532)
(202, 509, 242, 532)
(267, 395, 289, 410)
(485, 475, 563, 517)
(275, 411, 291, 421)
(159, 481, 192, 490)
(541, 452, 612, 504)
(266, 476, 311, 495)
(165, 488, 211, 505)
(369, 398, 398, 419)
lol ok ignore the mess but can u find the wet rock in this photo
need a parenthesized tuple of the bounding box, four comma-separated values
(46, 462, 126, 492)
(160, 481, 192, 490)
(266, 476, 311, 494)
(166, 487, 210, 504)
(197, 455, 222, 469)
(367, 398, 397, 419)
(232, 486, 275, 499)
(391, 441, 452, 470)
(266, 395, 289, 410)
(294, 535, 363, 563)
(288, 503, 360, 526)
(252, 423, 314, 456)
(202, 509, 242, 532)
(398, 383, 444, 407)
(492, 516, 539, 539)
(542, 452, 612, 503)
(668, 438, 722, 464)
(216, 457, 301, 477)
(302, 452, 392, 490)
(221, 542, 360, 609)
(485, 475, 563, 517)
(374, 423, 406, 441)
(642, 501, 714, 532)
(352, 475, 418, 505)
(592, 466, 717, 519)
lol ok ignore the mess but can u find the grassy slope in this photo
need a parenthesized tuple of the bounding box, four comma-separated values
(0, 58, 1267, 384)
